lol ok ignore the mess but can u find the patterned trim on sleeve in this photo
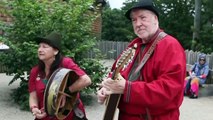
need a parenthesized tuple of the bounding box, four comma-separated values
(125, 81, 132, 103)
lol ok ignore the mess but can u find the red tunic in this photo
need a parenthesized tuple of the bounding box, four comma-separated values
(111, 32, 186, 120)
(28, 57, 86, 120)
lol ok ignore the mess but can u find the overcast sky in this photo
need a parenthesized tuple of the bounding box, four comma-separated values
(107, 0, 125, 9)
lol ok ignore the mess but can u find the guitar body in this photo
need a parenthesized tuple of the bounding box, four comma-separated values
(102, 44, 137, 120)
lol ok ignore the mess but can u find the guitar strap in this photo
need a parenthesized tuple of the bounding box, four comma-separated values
(132, 31, 167, 120)
(133, 31, 167, 76)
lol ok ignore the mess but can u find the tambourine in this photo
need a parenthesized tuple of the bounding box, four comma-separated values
(44, 68, 79, 119)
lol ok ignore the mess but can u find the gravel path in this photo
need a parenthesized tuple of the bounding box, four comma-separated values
(0, 59, 213, 120)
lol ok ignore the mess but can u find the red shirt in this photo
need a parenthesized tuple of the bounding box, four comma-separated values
(111, 32, 186, 120)
(28, 57, 86, 120)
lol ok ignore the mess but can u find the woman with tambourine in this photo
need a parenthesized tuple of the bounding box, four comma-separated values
(28, 31, 91, 120)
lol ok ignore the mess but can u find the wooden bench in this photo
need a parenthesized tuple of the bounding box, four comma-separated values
(186, 64, 213, 84)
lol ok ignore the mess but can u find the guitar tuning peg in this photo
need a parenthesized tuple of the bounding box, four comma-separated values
(133, 43, 137, 49)
(124, 64, 127, 68)
(122, 65, 127, 71)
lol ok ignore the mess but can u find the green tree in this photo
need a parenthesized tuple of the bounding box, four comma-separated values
(102, 0, 137, 42)
(193, 0, 213, 53)
(155, 0, 194, 49)
(102, 8, 135, 41)
(0, 0, 106, 110)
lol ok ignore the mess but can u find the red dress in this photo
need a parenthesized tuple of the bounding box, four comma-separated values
(111, 31, 186, 120)
(28, 57, 86, 120)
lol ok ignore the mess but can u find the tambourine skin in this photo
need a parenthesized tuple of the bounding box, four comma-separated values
(44, 68, 79, 119)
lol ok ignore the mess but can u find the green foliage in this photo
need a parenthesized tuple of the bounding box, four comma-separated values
(154, 0, 195, 48)
(78, 58, 108, 94)
(102, 0, 137, 42)
(102, 8, 136, 42)
(0, 0, 106, 110)
(80, 93, 93, 105)
(193, 24, 213, 53)
(78, 58, 108, 105)
(194, 0, 213, 53)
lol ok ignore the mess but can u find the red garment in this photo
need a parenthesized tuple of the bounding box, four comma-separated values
(111, 31, 186, 120)
(28, 57, 86, 120)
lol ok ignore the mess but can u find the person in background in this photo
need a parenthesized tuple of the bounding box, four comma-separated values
(97, 0, 186, 120)
(28, 31, 91, 120)
(184, 53, 209, 98)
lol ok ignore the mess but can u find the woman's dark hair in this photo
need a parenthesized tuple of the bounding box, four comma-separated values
(38, 52, 63, 79)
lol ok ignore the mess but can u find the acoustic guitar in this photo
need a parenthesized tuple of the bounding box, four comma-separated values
(103, 44, 137, 120)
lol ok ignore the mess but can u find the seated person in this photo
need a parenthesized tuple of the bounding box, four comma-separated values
(184, 53, 209, 98)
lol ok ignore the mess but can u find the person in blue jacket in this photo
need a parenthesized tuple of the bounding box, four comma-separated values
(184, 53, 209, 98)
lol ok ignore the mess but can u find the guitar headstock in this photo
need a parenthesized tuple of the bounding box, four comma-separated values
(114, 43, 137, 78)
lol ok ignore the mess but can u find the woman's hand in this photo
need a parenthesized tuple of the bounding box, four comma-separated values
(32, 107, 47, 119)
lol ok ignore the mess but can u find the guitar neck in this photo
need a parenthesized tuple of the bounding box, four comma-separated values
(102, 44, 137, 120)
